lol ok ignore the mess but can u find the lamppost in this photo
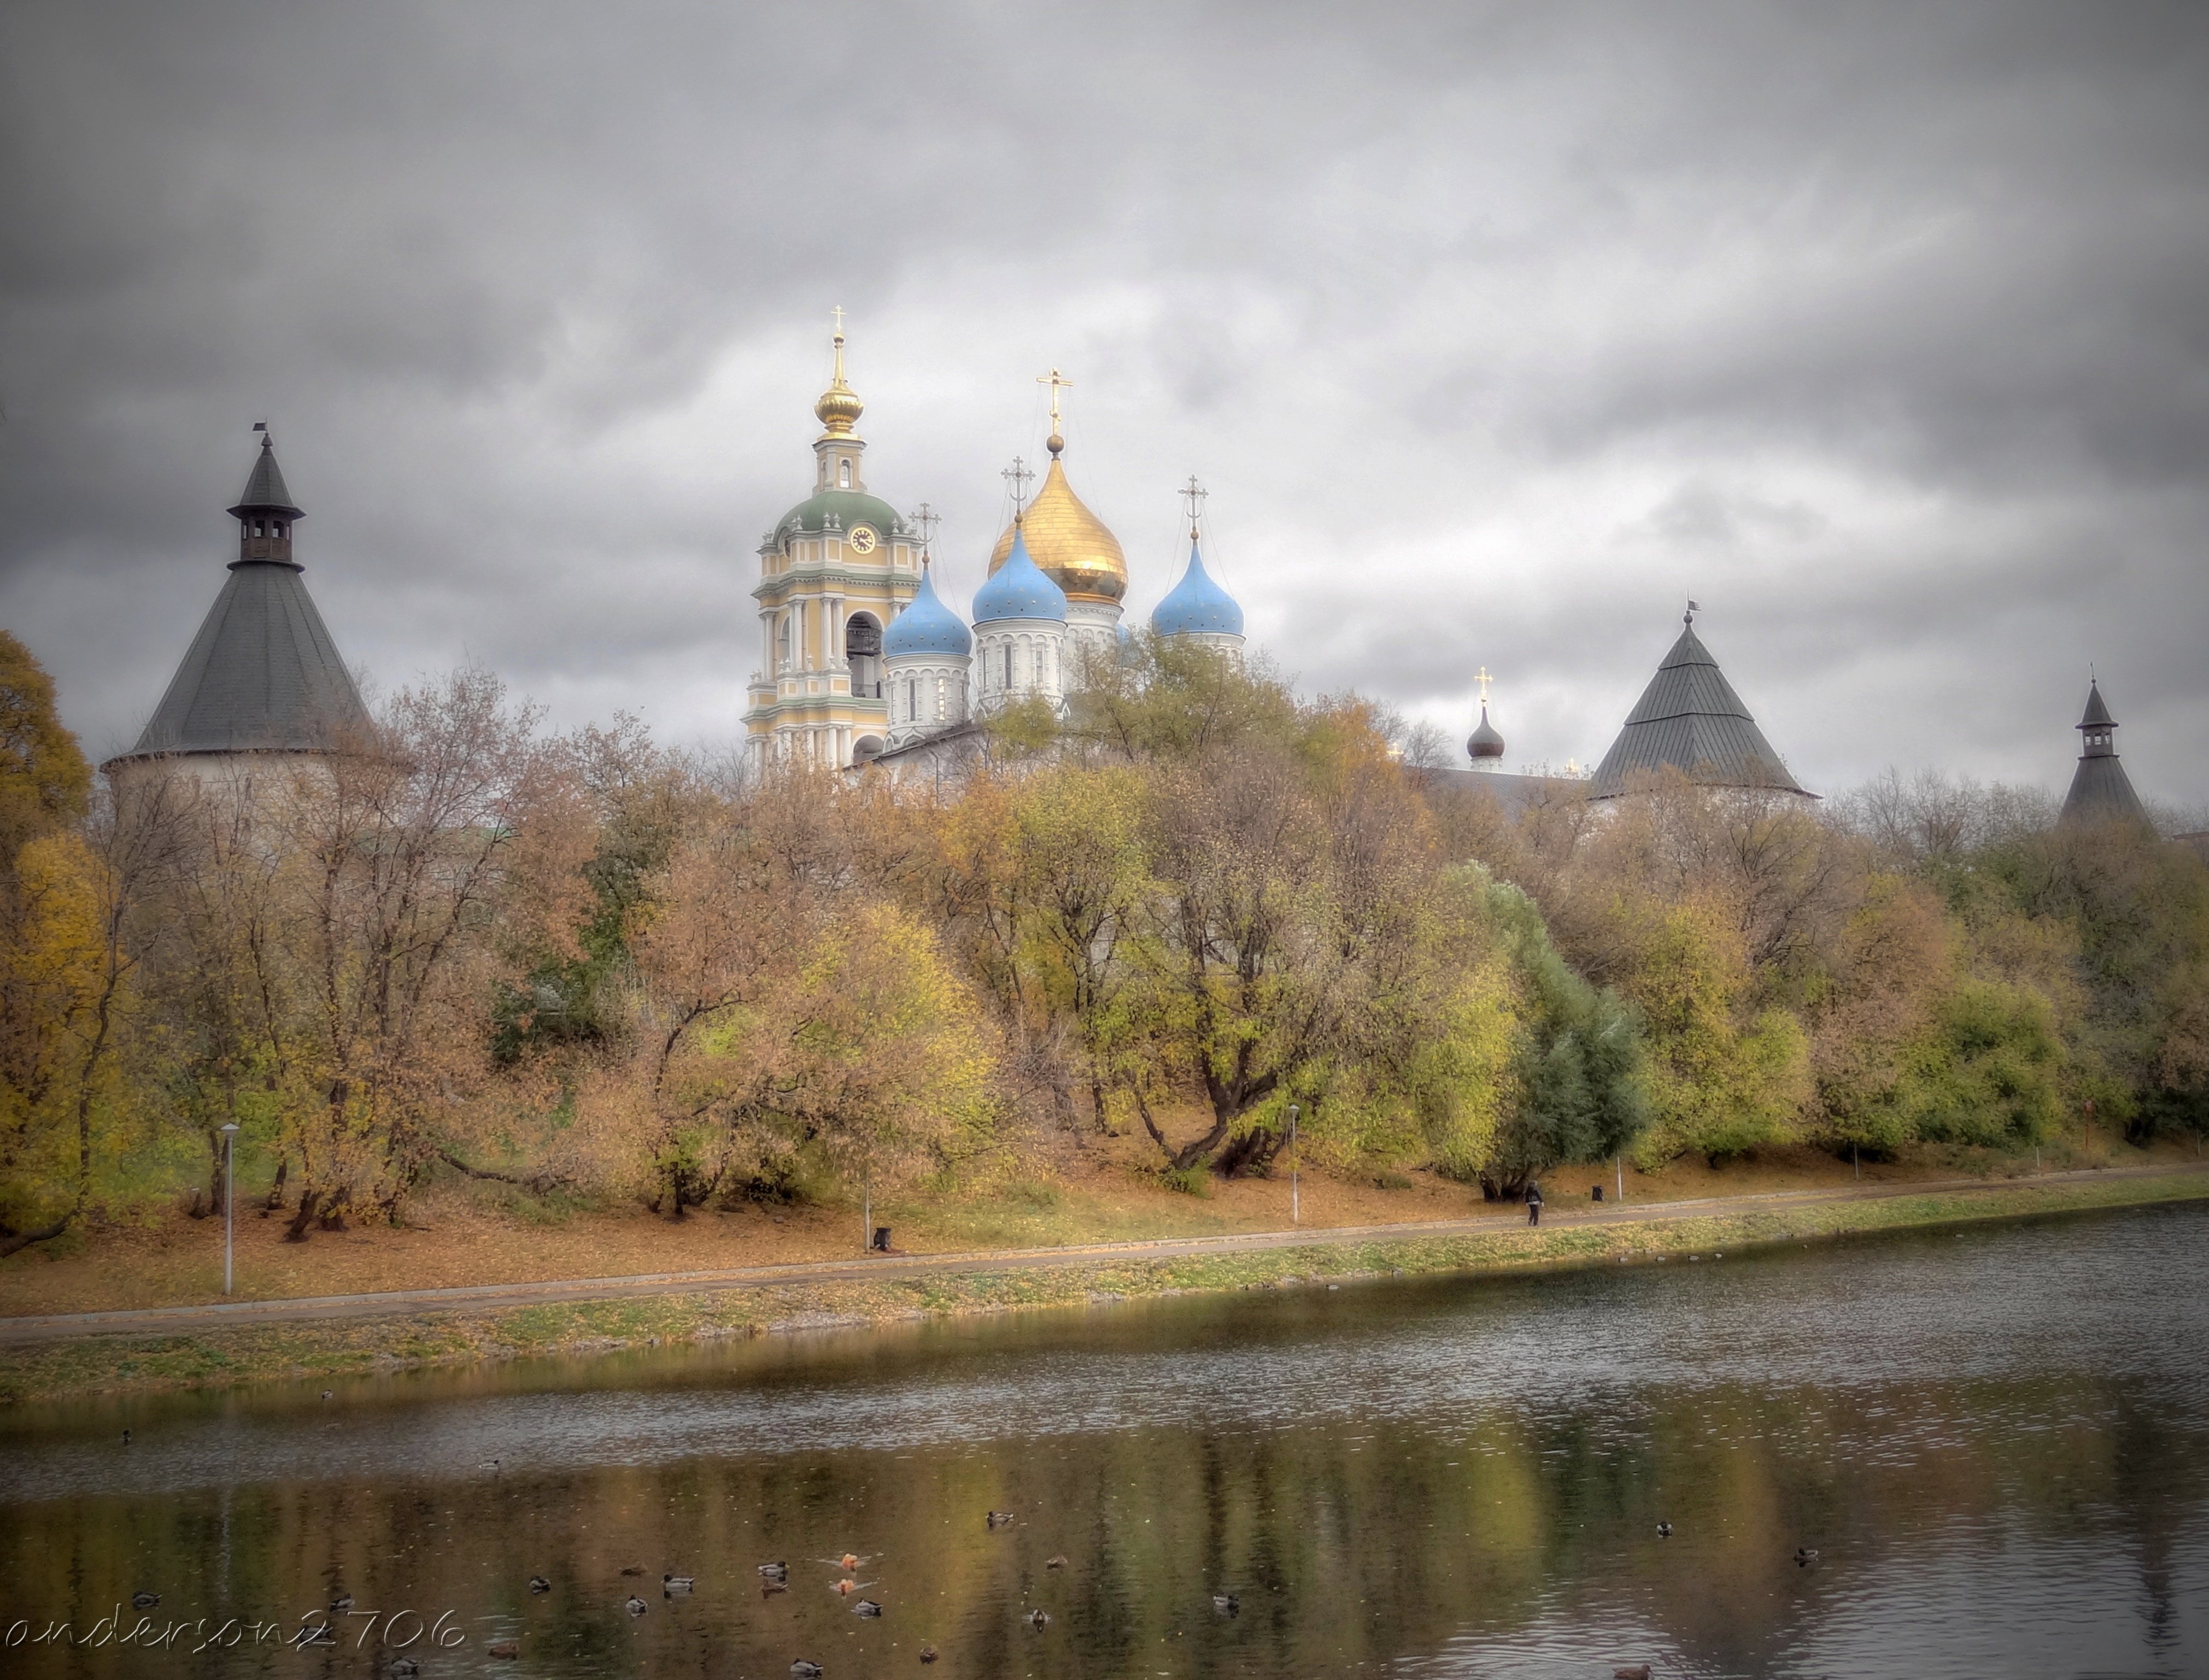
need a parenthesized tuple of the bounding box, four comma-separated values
(1286, 1104, 1300, 1226)
(219, 1122, 240, 1295)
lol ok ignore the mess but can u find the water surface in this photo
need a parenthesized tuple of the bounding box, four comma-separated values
(4, 1203, 2207, 1678)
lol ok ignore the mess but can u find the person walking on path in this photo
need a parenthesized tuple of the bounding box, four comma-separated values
(1526, 1181, 1544, 1226)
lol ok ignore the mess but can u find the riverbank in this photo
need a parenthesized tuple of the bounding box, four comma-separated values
(5, 1165, 2204, 1406)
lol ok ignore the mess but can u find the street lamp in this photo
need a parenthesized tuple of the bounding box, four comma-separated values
(1286, 1104, 1300, 1226)
(219, 1123, 240, 1295)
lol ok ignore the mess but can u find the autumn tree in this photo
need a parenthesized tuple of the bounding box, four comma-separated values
(245, 669, 553, 1236)
(0, 635, 173, 1255)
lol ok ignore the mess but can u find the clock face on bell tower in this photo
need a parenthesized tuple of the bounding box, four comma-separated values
(848, 525, 877, 555)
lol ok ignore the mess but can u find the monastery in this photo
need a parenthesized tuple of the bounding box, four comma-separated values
(104, 326, 2161, 830)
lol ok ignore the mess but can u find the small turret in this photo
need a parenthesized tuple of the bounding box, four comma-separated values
(227, 429, 304, 567)
(2060, 678, 2150, 826)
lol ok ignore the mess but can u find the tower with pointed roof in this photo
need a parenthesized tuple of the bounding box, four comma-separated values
(103, 430, 370, 797)
(744, 317, 928, 770)
(985, 372, 1127, 665)
(1591, 606, 1812, 800)
(2059, 679, 2150, 826)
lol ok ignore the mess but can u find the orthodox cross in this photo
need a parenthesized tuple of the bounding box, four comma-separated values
(1475, 665, 1493, 706)
(831, 304, 845, 337)
(909, 502, 939, 561)
(1038, 367, 1073, 436)
(1180, 474, 1208, 539)
(1002, 455, 1034, 517)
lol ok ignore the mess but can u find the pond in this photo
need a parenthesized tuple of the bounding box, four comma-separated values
(4, 1202, 2208, 1679)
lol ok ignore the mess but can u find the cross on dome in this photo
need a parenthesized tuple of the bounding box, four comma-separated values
(1038, 367, 1074, 455)
(1180, 474, 1208, 538)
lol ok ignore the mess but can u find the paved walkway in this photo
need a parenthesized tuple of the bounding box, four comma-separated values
(4, 1163, 2196, 1346)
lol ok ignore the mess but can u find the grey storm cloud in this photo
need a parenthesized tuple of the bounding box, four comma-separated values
(3, 0, 2205, 804)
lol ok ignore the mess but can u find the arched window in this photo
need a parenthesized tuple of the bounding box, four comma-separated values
(840, 460, 852, 487)
(1004, 645, 1014, 690)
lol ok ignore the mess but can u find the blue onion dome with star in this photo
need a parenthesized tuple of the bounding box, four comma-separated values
(971, 528, 1068, 623)
(882, 563, 971, 657)
(1149, 538, 1243, 637)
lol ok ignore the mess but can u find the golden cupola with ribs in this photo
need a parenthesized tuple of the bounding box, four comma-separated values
(987, 371, 1127, 655)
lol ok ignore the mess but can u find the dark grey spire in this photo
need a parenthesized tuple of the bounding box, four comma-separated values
(1591, 612, 1808, 797)
(229, 432, 303, 520)
(109, 431, 368, 763)
(2060, 679, 2149, 826)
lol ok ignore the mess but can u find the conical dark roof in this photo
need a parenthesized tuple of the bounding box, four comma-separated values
(113, 438, 366, 763)
(1591, 621, 1807, 796)
(2062, 754, 2147, 824)
(2060, 680, 2149, 826)
(122, 565, 367, 757)
(228, 434, 303, 519)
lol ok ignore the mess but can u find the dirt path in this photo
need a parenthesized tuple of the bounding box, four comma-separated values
(5, 1162, 2197, 1347)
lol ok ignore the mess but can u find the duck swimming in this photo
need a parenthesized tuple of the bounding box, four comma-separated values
(1656, 1522, 1673, 1537)
(853, 1600, 883, 1618)
(529, 1576, 550, 1594)
(625, 1596, 648, 1617)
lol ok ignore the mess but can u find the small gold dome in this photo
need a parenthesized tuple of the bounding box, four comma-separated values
(988, 448, 1126, 603)
(815, 327, 863, 436)
(815, 379, 863, 437)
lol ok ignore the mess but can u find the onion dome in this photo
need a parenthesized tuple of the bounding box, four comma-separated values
(986, 436, 1127, 603)
(882, 563, 971, 658)
(814, 323, 863, 438)
(1150, 538, 1244, 637)
(1467, 704, 1505, 762)
(972, 527, 1067, 624)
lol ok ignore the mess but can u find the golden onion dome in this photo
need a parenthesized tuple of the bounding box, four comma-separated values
(815, 326, 863, 437)
(988, 440, 1127, 602)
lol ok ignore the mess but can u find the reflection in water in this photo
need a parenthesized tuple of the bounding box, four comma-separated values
(4, 1205, 2208, 1677)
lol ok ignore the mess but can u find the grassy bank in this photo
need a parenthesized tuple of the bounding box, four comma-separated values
(6, 1169, 2206, 1407)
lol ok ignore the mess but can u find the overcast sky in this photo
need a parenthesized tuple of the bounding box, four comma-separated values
(4, 2, 2205, 805)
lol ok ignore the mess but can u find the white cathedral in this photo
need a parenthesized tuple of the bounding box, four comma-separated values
(741, 328, 1245, 773)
